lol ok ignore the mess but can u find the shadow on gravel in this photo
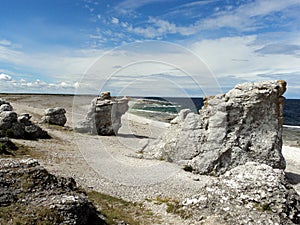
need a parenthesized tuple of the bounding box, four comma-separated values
(285, 172, 300, 185)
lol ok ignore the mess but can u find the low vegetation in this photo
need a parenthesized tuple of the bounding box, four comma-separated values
(0, 204, 64, 225)
(149, 196, 192, 220)
(87, 191, 158, 225)
(0, 141, 31, 157)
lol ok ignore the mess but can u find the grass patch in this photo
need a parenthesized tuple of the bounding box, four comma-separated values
(153, 196, 192, 220)
(42, 123, 73, 132)
(14, 143, 32, 156)
(0, 204, 64, 225)
(87, 191, 157, 225)
(0, 141, 31, 158)
(255, 203, 272, 212)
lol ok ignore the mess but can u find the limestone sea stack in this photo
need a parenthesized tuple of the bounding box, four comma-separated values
(144, 80, 287, 175)
(75, 92, 129, 135)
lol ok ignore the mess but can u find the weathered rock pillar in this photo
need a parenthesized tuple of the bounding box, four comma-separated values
(75, 92, 129, 135)
(144, 80, 287, 175)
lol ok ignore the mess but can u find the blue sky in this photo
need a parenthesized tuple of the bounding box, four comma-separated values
(0, 0, 300, 98)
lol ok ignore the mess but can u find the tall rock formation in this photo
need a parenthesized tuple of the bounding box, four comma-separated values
(144, 80, 287, 175)
(75, 92, 129, 135)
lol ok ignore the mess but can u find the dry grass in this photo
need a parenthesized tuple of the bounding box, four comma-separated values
(87, 191, 159, 225)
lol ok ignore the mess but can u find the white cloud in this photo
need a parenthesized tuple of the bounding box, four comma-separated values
(111, 17, 119, 24)
(0, 45, 24, 64)
(190, 35, 300, 97)
(127, 17, 178, 38)
(199, 0, 300, 31)
(125, 0, 300, 38)
(0, 39, 11, 46)
(84, 4, 94, 12)
(2, 76, 80, 93)
(0, 73, 12, 81)
(0, 43, 104, 83)
(121, 22, 129, 28)
(240, 0, 300, 17)
(115, 0, 171, 12)
(0, 31, 299, 97)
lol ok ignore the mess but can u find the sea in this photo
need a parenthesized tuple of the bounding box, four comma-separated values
(129, 97, 300, 127)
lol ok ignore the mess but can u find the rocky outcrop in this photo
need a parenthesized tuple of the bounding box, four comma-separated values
(75, 92, 129, 135)
(0, 98, 49, 139)
(144, 80, 287, 175)
(0, 99, 12, 112)
(181, 162, 300, 224)
(41, 107, 67, 126)
(0, 158, 105, 225)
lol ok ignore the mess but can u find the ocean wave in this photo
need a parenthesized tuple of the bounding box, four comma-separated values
(142, 105, 179, 108)
(283, 125, 300, 130)
(135, 98, 173, 104)
(130, 109, 177, 115)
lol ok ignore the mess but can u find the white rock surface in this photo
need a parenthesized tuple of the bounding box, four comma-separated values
(144, 80, 287, 175)
(75, 92, 129, 135)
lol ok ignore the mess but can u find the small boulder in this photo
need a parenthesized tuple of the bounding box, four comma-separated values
(0, 111, 17, 130)
(0, 99, 49, 139)
(18, 113, 31, 125)
(0, 104, 13, 112)
(41, 107, 67, 126)
(24, 124, 50, 139)
(0, 98, 10, 106)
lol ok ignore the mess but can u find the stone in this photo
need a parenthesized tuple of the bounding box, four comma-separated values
(0, 104, 13, 112)
(144, 80, 287, 175)
(99, 91, 111, 100)
(24, 124, 49, 139)
(0, 158, 105, 225)
(170, 108, 192, 124)
(0, 99, 49, 139)
(18, 113, 31, 125)
(41, 107, 67, 126)
(10, 122, 25, 138)
(0, 98, 10, 106)
(181, 162, 300, 224)
(75, 92, 129, 135)
(0, 111, 17, 130)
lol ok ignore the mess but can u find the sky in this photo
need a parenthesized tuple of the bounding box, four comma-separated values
(0, 0, 300, 98)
